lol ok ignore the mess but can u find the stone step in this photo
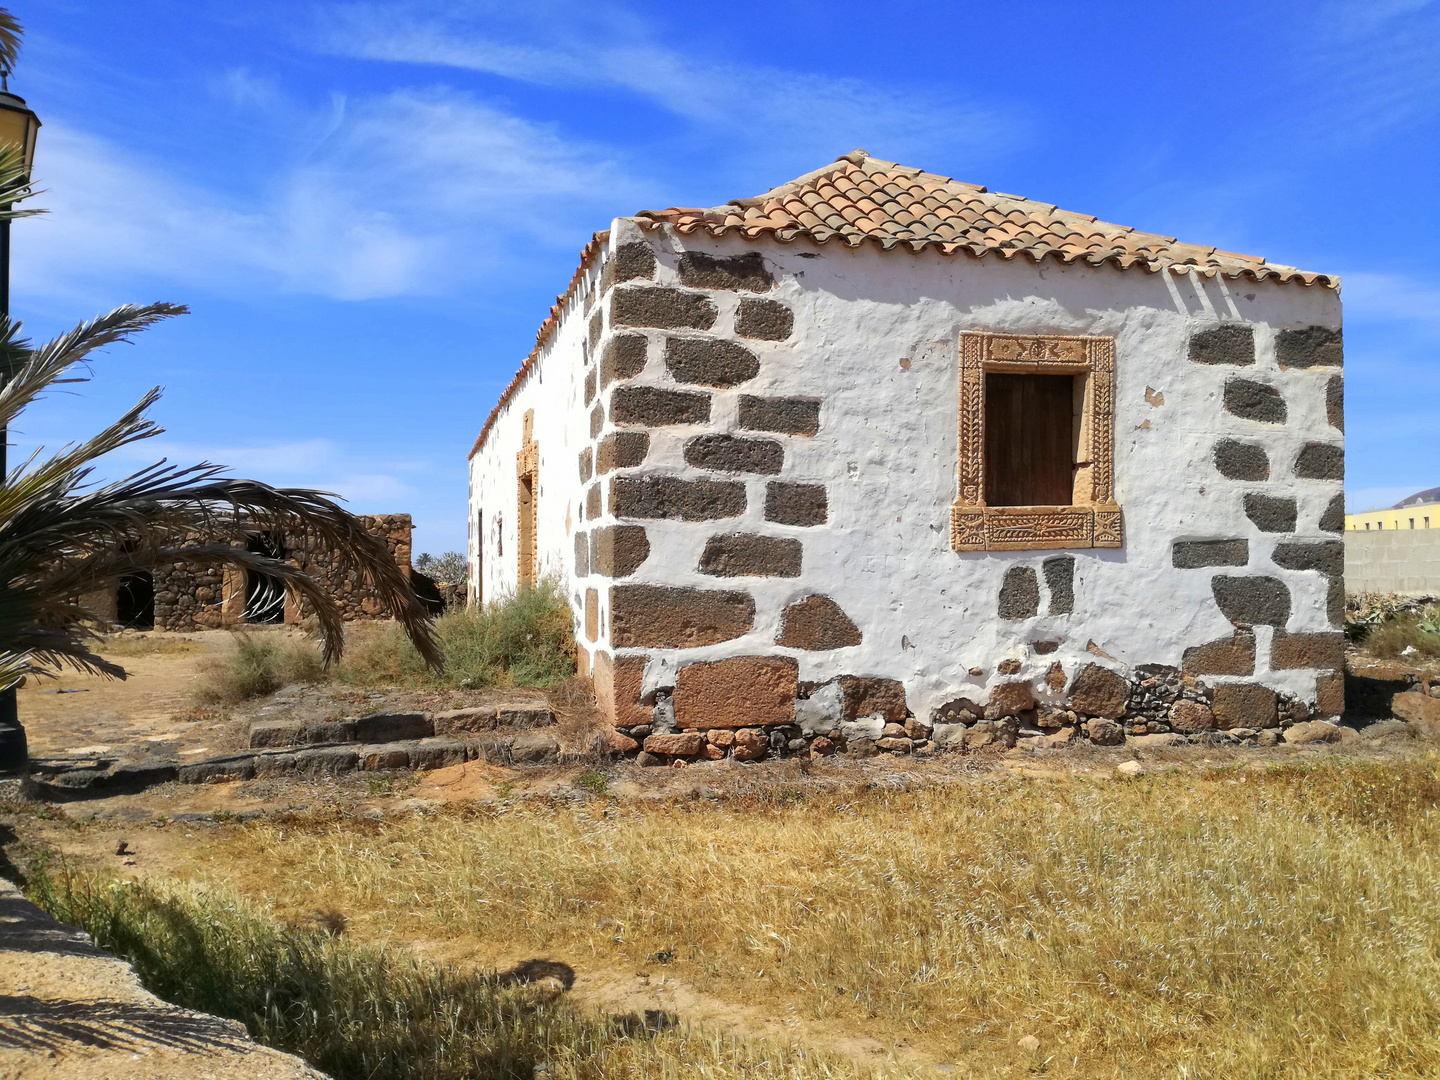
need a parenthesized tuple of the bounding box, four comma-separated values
(247, 705, 553, 750)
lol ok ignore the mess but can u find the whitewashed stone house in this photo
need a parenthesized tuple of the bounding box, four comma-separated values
(468, 151, 1345, 758)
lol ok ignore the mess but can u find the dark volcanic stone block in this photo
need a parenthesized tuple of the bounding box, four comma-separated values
(699, 533, 802, 577)
(764, 482, 827, 526)
(1214, 440, 1270, 480)
(1276, 325, 1343, 369)
(1212, 575, 1291, 627)
(611, 287, 717, 330)
(998, 566, 1040, 620)
(588, 310, 603, 352)
(596, 431, 650, 472)
(665, 337, 760, 387)
(1244, 493, 1297, 533)
(1327, 375, 1344, 431)
(353, 712, 432, 743)
(1294, 442, 1343, 480)
(1272, 540, 1344, 578)
(1173, 539, 1249, 568)
(611, 385, 711, 426)
(610, 476, 746, 521)
(601, 334, 648, 388)
(611, 584, 755, 648)
(1319, 492, 1345, 533)
(736, 298, 794, 340)
(738, 395, 821, 436)
(574, 530, 590, 575)
(677, 250, 774, 292)
(592, 524, 650, 577)
(601, 241, 656, 290)
(776, 595, 861, 649)
(684, 434, 784, 474)
(1224, 379, 1287, 424)
(1043, 555, 1074, 615)
(1189, 324, 1255, 366)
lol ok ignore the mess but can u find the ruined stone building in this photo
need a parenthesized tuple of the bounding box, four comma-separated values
(86, 514, 415, 632)
(467, 151, 1345, 751)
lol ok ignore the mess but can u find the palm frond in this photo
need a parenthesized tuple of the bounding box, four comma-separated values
(0, 8, 21, 78)
(0, 145, 44, 221)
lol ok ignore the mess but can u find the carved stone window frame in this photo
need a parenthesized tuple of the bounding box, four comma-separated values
(951, 331, 1122, 552)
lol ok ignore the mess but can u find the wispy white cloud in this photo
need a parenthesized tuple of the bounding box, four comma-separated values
(1342, 272, 1440, 332)
(317, 2, 1021, 172)
(12, 88, 649, 307)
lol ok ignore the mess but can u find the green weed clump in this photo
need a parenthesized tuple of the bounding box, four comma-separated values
(26, 867, 883, 1080)
(195, 633, 327, 704)
(341, 578, 575, 690)
(1362, 607, 1440, 660)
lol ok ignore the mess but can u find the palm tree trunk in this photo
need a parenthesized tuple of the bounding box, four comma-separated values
(0, 689, 24, 773)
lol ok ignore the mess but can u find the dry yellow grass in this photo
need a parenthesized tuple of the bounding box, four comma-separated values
(154, 756, 1440, 1078)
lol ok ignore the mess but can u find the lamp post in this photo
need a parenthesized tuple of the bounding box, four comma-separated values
(0, 81, 39, 775)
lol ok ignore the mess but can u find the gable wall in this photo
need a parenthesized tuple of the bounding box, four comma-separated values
(573, 219, 1343, 742)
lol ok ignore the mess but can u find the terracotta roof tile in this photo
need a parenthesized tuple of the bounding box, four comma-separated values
(639, 150, 1334, 287)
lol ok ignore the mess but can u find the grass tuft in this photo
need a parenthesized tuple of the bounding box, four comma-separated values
(340, 577, 576, 690)
(26, 866, 893, 1080)
(194, 633, 327, 704)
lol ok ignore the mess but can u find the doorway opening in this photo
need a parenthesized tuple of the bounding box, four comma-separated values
(116, 571, 155, 630)
(244, 532, 286, 624)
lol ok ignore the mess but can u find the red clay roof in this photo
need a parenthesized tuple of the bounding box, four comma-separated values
(635, 150, 1336, 287)
(470, 152, 1337, 458)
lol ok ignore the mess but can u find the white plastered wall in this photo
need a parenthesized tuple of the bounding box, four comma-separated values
(580, 219, 1342, 719)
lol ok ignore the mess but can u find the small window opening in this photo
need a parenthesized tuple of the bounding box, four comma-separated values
(984, 373, 1075, 506)
(116, 571, 154, 630)
(244, 532, 286, 624)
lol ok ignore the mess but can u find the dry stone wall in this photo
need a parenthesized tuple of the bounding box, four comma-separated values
(146, 515, 413, 631)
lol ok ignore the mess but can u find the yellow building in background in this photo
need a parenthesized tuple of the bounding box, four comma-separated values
(1348, 486, 1440, 531)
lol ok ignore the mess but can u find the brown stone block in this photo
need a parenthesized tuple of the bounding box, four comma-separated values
(738, 395, 820, 436)
(674, 656, 797, 729)
(644, 731, 706, 756)
(1068, 663, 1129, 719)
(585, 588, 599, 642)
(601, 241, 656, 289)
(986, 680, 1036, 719)
(1211, 682, 1279, 729)
(1270, 630, 1344, 671)
(611, 476, 746, 521)
(584, 367, 597, 406)
(588, 310, 603, 352)
(764, 482, 827, 526)
(708, 728, 735, 747)
(732, 728, 769, 760)
(597, 431, 649, 473)
(579, 447, 594, 483)
(585, 484, 602, 520)
(699, 533, 802, 577)
(590, 402, 604, 438)
(776, 595, 861, 650)
(611, 286, 717, 330)
(610, 385, 711, 426)
(573, 531, 590, 576)
(611, 585, 754, 648)
(1182, 630, 1256, 676)
(665, 337, 760, 387)
(592, 525, 650, 578)
(1045, 662, 1066, 693)
(1315, 670, 1344, 718)
(601, 334, 648, 387)
(838, 676, 907, 725)
(1170, 700, 1215, 733)
(676, 250, 774, 292)
(593, 651, 649, 728)
(685, 434, 784, 474)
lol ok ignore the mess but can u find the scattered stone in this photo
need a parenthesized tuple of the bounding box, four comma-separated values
(904, 717, 931, 740)
(966, 719, 1018, 749)
(1129, 732, 1186, 748)
(1392, 691, 1440, 727)
(1282, 721, 1341, 745)
(1085, 717, 1125, 745)
(732, 729, 768, 761)
(636, 751, 665, 767)
(876, 737, 912, 753)
(1361, 720, 1413, 742)
(1115, 760, 1144, 777)
(1254, 730, 1281, 747)
(810, 735, 837, 757)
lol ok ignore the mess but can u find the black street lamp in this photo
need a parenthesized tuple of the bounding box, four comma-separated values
(0, 79, 39, 774)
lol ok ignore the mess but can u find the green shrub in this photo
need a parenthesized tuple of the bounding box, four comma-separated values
(1362, 607, 1440, 660)
(341, 577, 576, 690)
(195, 633, 327, 704)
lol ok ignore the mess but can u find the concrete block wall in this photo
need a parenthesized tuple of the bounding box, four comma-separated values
(1346, 530, 1440, 595)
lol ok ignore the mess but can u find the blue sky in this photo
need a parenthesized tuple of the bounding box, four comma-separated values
(9, 1, 1440, 554)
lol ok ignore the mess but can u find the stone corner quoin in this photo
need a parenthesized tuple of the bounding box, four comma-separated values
(464, 181, 1345, 763)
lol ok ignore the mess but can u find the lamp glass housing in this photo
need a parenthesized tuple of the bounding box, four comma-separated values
(0, 92, 39, 175)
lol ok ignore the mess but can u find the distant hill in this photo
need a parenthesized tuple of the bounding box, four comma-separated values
(1394, 487, 1440, 508)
